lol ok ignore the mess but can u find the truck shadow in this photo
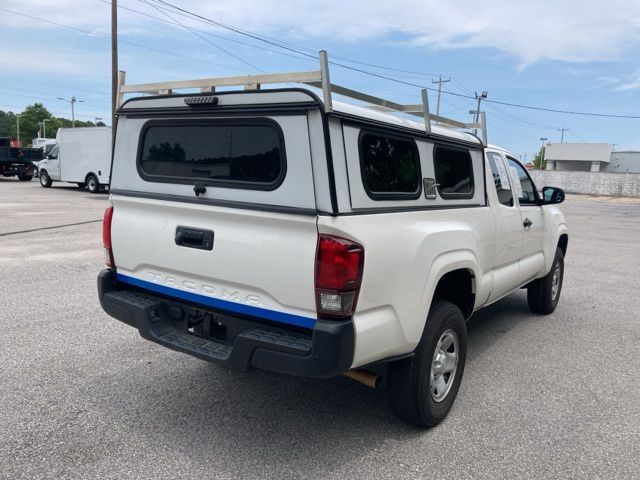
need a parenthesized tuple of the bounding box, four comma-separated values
(98, 291, 536, 475)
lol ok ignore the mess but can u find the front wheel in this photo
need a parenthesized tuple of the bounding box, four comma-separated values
(86, 174, 100, 194)
(40, 171, 52, 188)
(527, 248, 564, 314)
(387, 300, 467, 427)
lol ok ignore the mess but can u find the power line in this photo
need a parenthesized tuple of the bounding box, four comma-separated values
(0, 75, 110, 96)
(5, 3, 640, 120)
(0, 6, 253, 74)
(0, 86, 109, 108)
(95, 0, 313, 64)
(149, 0, 640, 119)
(139, 0, 266, 73)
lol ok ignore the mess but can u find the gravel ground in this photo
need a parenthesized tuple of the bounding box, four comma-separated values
(1, 178, 639, 479)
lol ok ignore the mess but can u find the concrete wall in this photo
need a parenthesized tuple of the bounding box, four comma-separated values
(530, 170, 640, 197)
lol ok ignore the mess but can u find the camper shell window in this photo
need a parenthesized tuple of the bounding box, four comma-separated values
(358, 130, 421, 200)
(433, 145, 474, 199)
(137, 118, 286, 190)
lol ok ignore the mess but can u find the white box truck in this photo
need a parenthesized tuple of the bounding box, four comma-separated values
(38, 127, 111, 193)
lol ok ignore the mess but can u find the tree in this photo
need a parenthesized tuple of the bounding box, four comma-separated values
(532, 146, 546, 170)
(0, 110, 18, 138)
(10, 103, 60, 143)
(0, 103, 104, 145)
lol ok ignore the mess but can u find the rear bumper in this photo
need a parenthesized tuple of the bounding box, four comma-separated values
(97, 269, 354, 378)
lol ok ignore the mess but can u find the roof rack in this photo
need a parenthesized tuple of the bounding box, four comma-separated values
(117, 50, 487, 146)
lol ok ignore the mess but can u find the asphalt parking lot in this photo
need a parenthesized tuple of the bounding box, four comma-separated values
(1, 177, 639, 480)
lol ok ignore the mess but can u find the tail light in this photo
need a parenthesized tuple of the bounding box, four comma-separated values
(103, 204, 114, 268)
(315, 234, 364, 319)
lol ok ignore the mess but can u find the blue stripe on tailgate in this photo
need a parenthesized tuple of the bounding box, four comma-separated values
(116, 273, 316, 330)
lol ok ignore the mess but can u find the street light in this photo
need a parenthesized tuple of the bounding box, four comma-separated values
(94, 117, 103, 126)
(473, 91, 488, 135)
(57, 96, 84, 127)
(539, 137, 548, 170)
(42, 119, 51, 138)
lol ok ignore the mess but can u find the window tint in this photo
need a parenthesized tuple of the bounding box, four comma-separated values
(507, 157, 537, 204)
(487, 152, 513, 207)
(434, 146, 474, 199)
(359, 132, 420, 198)
(139, 120, 285, 188)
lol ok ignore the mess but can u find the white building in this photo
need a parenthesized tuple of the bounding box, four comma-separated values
(544, 143, 612, 172)
(608, 151, 640, 173)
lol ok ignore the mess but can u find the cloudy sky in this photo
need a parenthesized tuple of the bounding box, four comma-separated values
(1, 0, 639, 157)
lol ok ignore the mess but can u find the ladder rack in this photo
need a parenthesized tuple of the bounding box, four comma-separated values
(117, 50, 487, 146)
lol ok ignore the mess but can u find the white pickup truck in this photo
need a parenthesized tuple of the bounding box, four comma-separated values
(98, 59, 568, 427)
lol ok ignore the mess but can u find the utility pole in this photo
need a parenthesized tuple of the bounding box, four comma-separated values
(471, 91, 488, 135)
(557, 127, 568, 143)
(431, 75, 450, 120)
(57, 96, 84, 127)
(16, 114, 20, 145)
(111, 0, 118, 129)
(539, 137, 548, 170)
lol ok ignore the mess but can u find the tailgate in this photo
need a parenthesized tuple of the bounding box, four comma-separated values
(111, 196, 319, 329)
(109, 102, 321, 330)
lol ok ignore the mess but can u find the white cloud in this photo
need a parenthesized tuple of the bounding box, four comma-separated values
(0, 45, 107, 77)
(615, 73, 640, 91)
(2, 0, 640, 65)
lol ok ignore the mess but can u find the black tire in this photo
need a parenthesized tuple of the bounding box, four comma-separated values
(86, 174, 100, 194)
(77, 182, 86, 189)
(527, 248, 564, 314)
(18, 174, 32, 181)
(387, 300, 467, 427)
(40, 171, 52, 188)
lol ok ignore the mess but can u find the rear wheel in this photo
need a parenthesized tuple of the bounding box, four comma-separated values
(86, 174, 99, 194)
(527, 248, 564, 314)
(40, 171, 52, 188)
(18, 174, 32, 181)
(387, 300, 467, 427)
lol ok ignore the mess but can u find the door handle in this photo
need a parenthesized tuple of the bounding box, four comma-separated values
(523, 218, 533, 229)
(175, 226, 214, 251)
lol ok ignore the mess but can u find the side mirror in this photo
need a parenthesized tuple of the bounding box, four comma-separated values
(541, 186, 565, 205)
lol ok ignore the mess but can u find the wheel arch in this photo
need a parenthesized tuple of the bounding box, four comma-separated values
(85, 172, 99, 184)
(558, 233, 568, 256)
(421, 251, 479, 322)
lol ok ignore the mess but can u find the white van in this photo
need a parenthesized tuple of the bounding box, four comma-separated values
(39, 127, 111, 193)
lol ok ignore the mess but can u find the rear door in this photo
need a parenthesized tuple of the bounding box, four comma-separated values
(110, 98, 321, 329)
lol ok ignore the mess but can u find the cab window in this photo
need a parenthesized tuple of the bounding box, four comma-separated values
(487, 152, 513, 207)
(507, 157, 537, 205)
